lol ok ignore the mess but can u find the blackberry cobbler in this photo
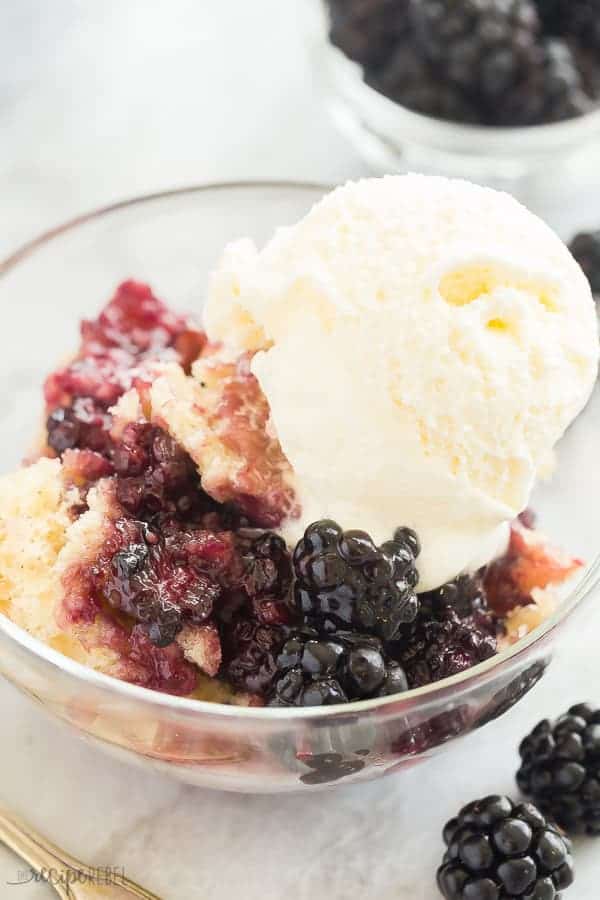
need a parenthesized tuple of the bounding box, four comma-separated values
(0, 281, 582, 707)
(0, 176, 596, 707)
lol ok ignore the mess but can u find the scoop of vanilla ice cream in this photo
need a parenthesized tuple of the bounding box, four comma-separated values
(204, 175, 599, 590)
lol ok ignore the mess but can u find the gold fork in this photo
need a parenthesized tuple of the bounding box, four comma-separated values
(0, 808, 161, 899)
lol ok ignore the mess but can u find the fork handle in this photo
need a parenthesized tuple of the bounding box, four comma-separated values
(0, 809, 74, 898)
(0, 808, 160, 899)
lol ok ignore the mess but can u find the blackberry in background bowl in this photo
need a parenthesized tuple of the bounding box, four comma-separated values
(326, 0, 599, 126)
(316, 0, 600, 202)
(569, 229, 600, 299)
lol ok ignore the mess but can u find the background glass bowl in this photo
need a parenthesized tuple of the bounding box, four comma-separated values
(0, 182, 599, 793)
(314, 18, 600, 214)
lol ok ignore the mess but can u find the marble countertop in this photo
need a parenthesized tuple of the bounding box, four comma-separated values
(1, 2, 600, 897)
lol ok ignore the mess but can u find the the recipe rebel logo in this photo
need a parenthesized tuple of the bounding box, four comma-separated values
(7, 865, 126, 889)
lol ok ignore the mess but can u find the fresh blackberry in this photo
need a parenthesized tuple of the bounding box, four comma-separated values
(368, 44, 479, 122)
(269, 627, 409, 707)
(326, 0, 411, 69)
(438, 795, 575, 899)
(496, 38, 592, 124)
(390, 575, 498, 688)
(517, 704, 600, 835)
(410, 0, 542, 106)
(292, 520, 420, 641)
(569, 230, 600, 298)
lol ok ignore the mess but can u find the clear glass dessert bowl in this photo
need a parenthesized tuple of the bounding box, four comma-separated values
(0, 182, 599, 793)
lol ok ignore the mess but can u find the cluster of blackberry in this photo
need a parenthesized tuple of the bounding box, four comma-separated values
(222, 519, 503, 707)
(270, 627, 410, 706)
(226, 519, 424, 706)
(438, 795, 574, 899)
(518, 704, 600, 836)
(391, 575, 498, 688)
(436, 702, 600, 898)
(326, 0, 600, 125)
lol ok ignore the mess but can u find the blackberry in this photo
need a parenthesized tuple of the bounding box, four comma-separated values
(560, 0, 600, 51)
(569, 230, 600, 298)
(517, 704, 600, 835)
(222, 618, 286, 695)
(113, 424, 210, 522)
(234, 528, 293, 609)
(47, 397, 113, 456)
(326, 0, 411, 69)
(100, 522, 228, 647)
(496, 38, 592, 124)
(211, 529, 296, 692)
(292, 520, 420, 641)
(390, 575, 498, 688)
(438, 795, 575, 899)
(368, 44, 479, 122)
(269, 627, 409, 707)
(410, 0, 542, 106)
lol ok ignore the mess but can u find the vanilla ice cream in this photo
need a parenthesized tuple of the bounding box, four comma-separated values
(204, 175, 599, 591)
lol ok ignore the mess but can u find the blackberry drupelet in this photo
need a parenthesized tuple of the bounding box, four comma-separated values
(269, 627, 409, 707)
(326, 0, 411, 68)
(438, 795, 575, 899)
(517, 704, 600, 835)
(410, 0, 542, 107)
(292, 520, 420, 641)
(391, 575, 498, 689)
(569, 231, 600, 298)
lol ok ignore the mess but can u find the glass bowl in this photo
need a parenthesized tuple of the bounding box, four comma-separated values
(0, 182, 599, 793)
(314, 14, 600, 212)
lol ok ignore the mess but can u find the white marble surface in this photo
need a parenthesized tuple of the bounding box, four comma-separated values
(1, 2, 600, 898)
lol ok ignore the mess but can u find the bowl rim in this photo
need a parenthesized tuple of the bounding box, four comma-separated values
(0, 180, 332, 276)
(1, 178, 599, 721)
